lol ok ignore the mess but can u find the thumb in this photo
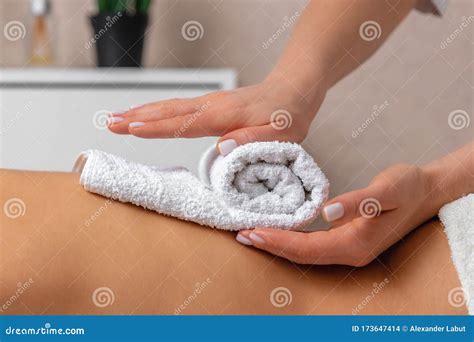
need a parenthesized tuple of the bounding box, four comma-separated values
(321, 182, 399, 225)
(236, 225, 355, 265)
(217, 125, 302, 156)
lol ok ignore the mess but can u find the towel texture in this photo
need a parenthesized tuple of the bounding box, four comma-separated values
(439, 193, 473, 314)
(74, 142, 329, 231)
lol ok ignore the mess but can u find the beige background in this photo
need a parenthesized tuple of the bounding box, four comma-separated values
(1, 0, 473, 197)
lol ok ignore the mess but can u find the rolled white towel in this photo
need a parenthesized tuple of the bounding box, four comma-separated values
(73, 142, 329, 231)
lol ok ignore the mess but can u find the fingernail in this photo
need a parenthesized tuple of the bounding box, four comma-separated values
(236, 234, 253, 246)
(112, 111, 126, 116)
(129, 104, 142, 110)
(322, 202, 344, 222)
(129, 122, 145, 128)
(108, 117, 124, 125)
(249, 232, 265, 244)
(218, 139, 238, 156)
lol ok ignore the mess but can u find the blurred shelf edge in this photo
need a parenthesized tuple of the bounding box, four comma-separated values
(0, 67, 236, 172)
(0, 68, 237, 91)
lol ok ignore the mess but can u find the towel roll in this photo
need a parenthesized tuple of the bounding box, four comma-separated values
(74, 142, 329, 231)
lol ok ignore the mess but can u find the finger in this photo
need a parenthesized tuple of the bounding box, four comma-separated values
(236, 225, 357, 265)
(127, 111, 219, 138)
(321, 183, 399, 226)
(217, 125, 303, 156)
(108, 98, 200, 135)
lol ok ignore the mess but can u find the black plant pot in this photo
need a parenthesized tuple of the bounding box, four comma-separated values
(90, 13, 148, 67)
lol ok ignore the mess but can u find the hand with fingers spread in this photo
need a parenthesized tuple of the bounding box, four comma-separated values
(236, 142, 474, 266)
(108, 81, 325, 155)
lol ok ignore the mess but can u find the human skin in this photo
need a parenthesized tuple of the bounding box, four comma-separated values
(0, 169, 467, 315)
(102, 0, 463, 264)
(107, 0, 419, 148)
(237, 141, 474, 265)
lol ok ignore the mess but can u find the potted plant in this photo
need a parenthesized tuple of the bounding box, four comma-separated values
(89, 0, 151, 67)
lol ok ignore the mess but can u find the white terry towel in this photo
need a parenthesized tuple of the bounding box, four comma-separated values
(439, 193, 473, 314)
(73, 142, 329, 231)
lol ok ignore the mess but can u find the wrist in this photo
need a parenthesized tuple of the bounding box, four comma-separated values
(421, 158, 472, 216)
(421, 163, 444, 214)
(265, 60, 330, 101)
(262, 70, 328, 114)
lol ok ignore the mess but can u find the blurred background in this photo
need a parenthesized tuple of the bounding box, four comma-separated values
(0, 0, 472, 200)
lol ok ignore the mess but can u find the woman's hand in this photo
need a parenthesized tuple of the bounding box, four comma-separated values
(108, 79, 326, 155)
(236, 163, 441, 266)
(107, 0, 419, 156)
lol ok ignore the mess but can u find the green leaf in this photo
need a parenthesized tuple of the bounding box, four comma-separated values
(98, 0, 151, 13)
(98, 0, 108, 12)
(114, 0, 127, 12)
(136, 0, 151, 14)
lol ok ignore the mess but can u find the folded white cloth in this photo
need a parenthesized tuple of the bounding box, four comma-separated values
(439, 193, 473, 314)
(73, 142, 329, 231)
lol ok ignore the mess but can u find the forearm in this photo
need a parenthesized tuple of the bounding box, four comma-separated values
(266, 0, 417, 102)
(423, 141, 474, 217)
